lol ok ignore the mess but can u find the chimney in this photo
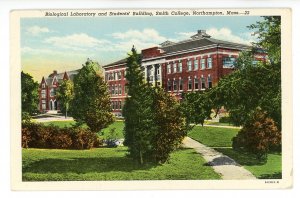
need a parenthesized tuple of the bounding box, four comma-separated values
(198, 30, 206, 34)
(53, 70, 57, 75)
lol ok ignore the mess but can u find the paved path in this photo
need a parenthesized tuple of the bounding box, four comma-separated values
(32, 114, 74, 123)
(182, 137, 257, 180)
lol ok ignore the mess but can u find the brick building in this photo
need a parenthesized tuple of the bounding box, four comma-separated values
(38, 70, 78, 112)
(103, 30, 265, 116)
(39, 30, 266, 116)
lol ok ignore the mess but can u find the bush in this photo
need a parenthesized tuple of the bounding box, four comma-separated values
(22, 122, 101, 149)
(219, 116, 231, 123)
(232, 108, 281, 159)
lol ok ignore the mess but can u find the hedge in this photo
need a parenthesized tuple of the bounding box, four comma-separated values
(22, 122, 101, 149)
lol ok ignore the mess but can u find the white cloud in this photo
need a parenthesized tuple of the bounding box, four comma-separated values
(44, 33, 111, 51)
(26, 26, 50, 36)
(206, 27, 255, 45)
(112, 29, 167, 43)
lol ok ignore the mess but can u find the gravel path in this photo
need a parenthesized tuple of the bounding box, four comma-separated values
(182, 137, 257, 180)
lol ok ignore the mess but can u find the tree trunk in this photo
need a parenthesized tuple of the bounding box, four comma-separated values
(139, 150, 143, 165)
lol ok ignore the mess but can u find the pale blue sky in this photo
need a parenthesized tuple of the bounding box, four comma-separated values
(21, 16, 262, 81)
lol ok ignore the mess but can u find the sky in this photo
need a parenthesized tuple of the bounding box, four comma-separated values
(21, 15, 263, 81)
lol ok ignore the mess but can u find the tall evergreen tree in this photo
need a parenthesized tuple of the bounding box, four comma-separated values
(21, 71, 39, 120)
(122, 47, 155, 164)
(56, 79, 74, 118)
(71, 59, 114, 132)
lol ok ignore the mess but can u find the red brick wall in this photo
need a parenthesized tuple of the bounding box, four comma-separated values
(142, 47, 162, 59)
(104, 64, 128, 116)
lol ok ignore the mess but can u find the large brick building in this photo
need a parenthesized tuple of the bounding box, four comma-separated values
(39, 29, 266, 116)
(103, 30, 265, 116)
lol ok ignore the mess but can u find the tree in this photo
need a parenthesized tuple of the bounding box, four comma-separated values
(71, 59, 114, 133)
(21, 71, 39, 120)
(211, 16, 281, 129)
(180, 90, 213, 128)
(123, 47, 188, 164)
(56, 79, 74, 118)
(248, 16, 281, 64)
(232, 108, 281, 159)
(122, 47, 155, 164)
(152, 87, 187, 163)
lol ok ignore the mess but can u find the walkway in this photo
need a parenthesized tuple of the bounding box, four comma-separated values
(182, 137, 257, 180)
(32, 114, 74, 123)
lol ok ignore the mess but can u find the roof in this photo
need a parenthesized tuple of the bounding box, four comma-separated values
(103, 58, 127, 68)
(43, 69, 79, 86)
(161, 37, 250, 55)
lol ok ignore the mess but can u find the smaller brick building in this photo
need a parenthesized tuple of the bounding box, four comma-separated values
(38, 70, 78, 112)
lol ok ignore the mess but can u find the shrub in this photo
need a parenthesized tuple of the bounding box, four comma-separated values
(21, 122, 100, 149)
(232, 108, 281, 159)
(219, 116, 231, 123)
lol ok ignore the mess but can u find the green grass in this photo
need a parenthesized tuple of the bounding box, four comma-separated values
(215, 148, 282, 179)
(42, 120, 77, 128)
(41, 120, 125, 139)
(22, 147, 221, 181)
(204, 120, 234, 126)
(99, 121, 124, 139)
(188, 126, 239, 147)
(188, 125, 282, 179)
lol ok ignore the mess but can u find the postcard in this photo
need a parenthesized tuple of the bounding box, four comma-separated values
(11, 8, 292, 190)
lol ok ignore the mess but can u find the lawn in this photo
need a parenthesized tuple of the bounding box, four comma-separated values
(215, 148, 282, 179)
(188, 126, 239, 147)
(188, 125, 282, 179)
(41, 120, 125, 139)
(42, 120, 76, 128)
(22, 147, 221, 181)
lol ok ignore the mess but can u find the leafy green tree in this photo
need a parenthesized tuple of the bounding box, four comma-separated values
(152, 87, 187, 163)
(57, 79, 74, 118)
(122, 47, 155, 164)
(180, 91, 213, 127)
(21, 71, 39, 119)
(211, 16, 281, 129)
(248, 16, 281, 64)
(232, 108, 281, 159)
(71, 59, 114, 133)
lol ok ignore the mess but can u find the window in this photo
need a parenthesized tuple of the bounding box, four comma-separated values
(173, 63, 177, 73)
(201, 77, 206, 89)
(50, 88, 56, 97)
(115, 85, 118, 95)
(188, 78, 192, 90)
(178, 62, 182, 72)
(119, 84, 122, 95)
(41, 90, 46, 98)
(42, 104, 46, 110)
(124, 70, 127, 79)
(112, 85, 115, 95)
(179, 79, 183, 91)
(167, 80, 172, 91)
(118, 101, 122, 110)
(125, 85, 128, 94)
(173, 80, 177, 91)
(118, 71, 122, 80)
(208, 75, 213, 88)
(201, 59, 206, 69)
(42, 83, 45, 88)
(167, 64, 171, 74)
(187, 60, 192, 71)
(223, 57, 236, 68)
(194, 77, 199, 90)
(194, 59, 199, 70)
(207, 57, 212, 68)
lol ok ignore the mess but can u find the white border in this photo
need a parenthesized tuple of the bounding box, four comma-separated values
(1, 0, 300, 196)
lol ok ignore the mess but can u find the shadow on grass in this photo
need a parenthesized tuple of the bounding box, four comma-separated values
(258, 172, 282, 179)
(215, 148, 267, 166)
(23, 156, 157, 174)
